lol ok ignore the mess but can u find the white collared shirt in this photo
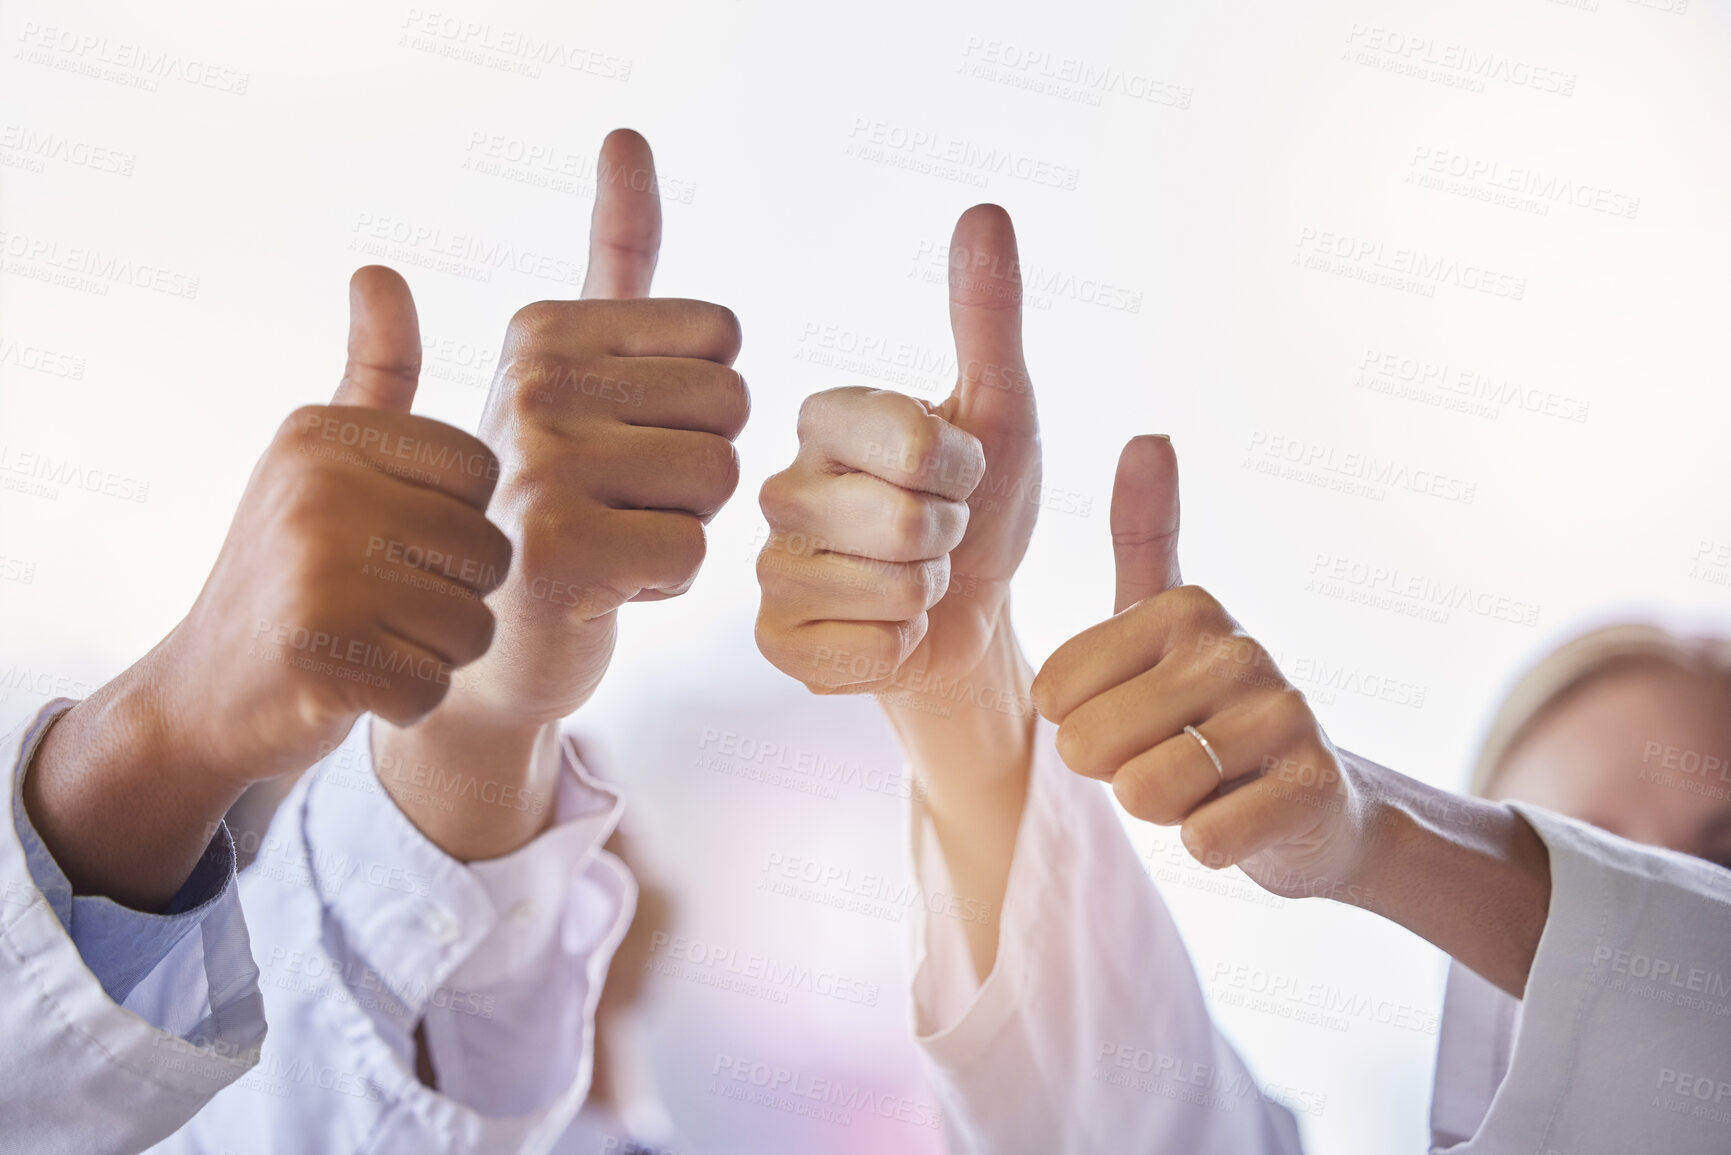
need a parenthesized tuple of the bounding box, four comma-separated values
(910, 722, 1731, 1154)
(152, 716, 636, 1153)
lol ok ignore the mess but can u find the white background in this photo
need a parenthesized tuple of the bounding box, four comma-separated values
(3, 1, 1728, 1152)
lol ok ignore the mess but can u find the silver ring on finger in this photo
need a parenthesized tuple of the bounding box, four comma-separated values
(1183, 724, 1226, 780)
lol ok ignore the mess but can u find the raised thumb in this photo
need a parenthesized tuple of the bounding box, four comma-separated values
(944, 204, 1033, 437)
(1112, 435, 1182, 614)
(580, 128, 661, 300)
(331, 265, 421, 411)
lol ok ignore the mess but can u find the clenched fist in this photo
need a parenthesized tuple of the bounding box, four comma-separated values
(1031, 436, 1370, 896)
(755, 204, 1036, 702)
(26, 265, 508, 907)
(754, 205, 1041, 979)
(373, 129, 749, 859)
(1034, 436, 1553, 995)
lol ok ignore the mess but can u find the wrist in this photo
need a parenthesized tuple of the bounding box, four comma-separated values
(23, 652, 245, 909)
(372, 691, 561, 862)
(1340, 752, 1551, 996)
(878, 621, 1036, 817)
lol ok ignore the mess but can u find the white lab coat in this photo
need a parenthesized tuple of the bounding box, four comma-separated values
(0, 703, 265, 1155)
(907, 721, 1731, 1154)
(1, 701, 635, 1155)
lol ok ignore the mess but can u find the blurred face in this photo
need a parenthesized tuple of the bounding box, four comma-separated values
(1492, 662, 1731, 869)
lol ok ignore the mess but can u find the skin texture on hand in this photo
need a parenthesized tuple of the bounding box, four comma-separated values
(372, 129, 749, 862)
(23, 267, 509, 910)
(1033, 436, 1551, 996)
(756, 206, 1040, 980)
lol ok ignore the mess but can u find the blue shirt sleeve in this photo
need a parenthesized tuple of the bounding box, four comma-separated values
(10, 701, 237, 1005)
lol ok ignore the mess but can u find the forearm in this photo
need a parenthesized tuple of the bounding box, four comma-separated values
(23, 644, 243, 911)
(879, 623, 1035, 981)
(1345, 751, 1551, 998)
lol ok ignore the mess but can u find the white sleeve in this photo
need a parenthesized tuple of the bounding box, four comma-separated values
(153, 717, 635, 1155)
(0, 702, 264, 1155)
(908, 719, 1304, 1155)
(1429, 803, 1731, 1155)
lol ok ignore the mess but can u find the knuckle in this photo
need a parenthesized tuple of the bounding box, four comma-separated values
(1054, 719, 1096, 776)
(275, 466, 342, 537)
(1028, 668, 1056, 718)
(1269, 687, 1313, 733)
(794, 391, 830, 441)
(390, 681, 449, 727)
(896, 418, 942, 480)
(480, 523, 514, 591)
(452, 604, 496, 665)
(1171, 583, 1225, 621)
(721, 368, 752, 432)
(888, 492, 930, 556)
(702, 302, 743, 356)
(706, 437, 742, 495)
(293, 678, 356, 730)
(506, 299, 562, 338)
(279, 404, 328, 445)
(669, 515, 708, 578)
(885, 568, 929, 620)
(1111, 767, 1157, 822)
(1182, 825, 1229, 870)
(758, 469, 802, 527)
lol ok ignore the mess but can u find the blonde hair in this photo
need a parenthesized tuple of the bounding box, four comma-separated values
(1470, 624, 1731, 799)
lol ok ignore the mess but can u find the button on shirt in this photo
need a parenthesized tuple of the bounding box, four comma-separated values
(1, 700, 265, 1155)
(155, 716, 637, 1154)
